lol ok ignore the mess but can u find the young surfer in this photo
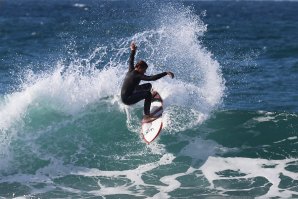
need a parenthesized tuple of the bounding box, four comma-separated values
(121, 42, 174, 122)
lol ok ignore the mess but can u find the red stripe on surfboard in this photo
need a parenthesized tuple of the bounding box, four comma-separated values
(152, 91, 158, 99)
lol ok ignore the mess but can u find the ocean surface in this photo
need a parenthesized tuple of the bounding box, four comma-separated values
(0, 0, 298, 198)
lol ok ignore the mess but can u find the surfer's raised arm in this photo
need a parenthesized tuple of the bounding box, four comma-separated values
(128, 42, 137, 72)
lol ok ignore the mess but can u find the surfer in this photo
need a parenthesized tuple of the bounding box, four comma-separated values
(121, 42, 174, 122)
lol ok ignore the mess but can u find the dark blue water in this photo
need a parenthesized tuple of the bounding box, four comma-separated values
(0, 1, 298, 198)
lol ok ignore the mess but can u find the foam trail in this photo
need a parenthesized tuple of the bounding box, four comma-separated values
(200, 156, 298, 198)
(0, 153, 181, 198)
(75, 153, 176, 197)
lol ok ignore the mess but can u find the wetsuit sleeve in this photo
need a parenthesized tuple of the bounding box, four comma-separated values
(139, 72, 167, 81)
(128, 50, 136, 72)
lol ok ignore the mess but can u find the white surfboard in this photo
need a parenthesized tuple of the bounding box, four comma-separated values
(141, 92, 163, 144)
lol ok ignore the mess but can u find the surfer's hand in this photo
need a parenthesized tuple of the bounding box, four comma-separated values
(167, 72, 174, 79)
(130, 42, 137, 51)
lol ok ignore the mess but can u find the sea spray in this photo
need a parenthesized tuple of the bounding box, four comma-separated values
(125, 4, 225, 132)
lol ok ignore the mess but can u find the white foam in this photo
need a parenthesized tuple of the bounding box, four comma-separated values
(73, 153, 176, 197)
(4, 152, 297, 198)
(200, 156, 298, 198)
(73, 3, 86, 8)
(254, 115, 276, 122)
(274, 136, 298, 144)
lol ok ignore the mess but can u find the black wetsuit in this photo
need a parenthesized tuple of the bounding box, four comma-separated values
(121, 50, 167, 115)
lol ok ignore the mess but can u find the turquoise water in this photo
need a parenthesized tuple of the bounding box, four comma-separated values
(0, 1, 298, 198)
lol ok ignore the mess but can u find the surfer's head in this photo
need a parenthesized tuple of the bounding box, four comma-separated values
(135, 60, 148, 74)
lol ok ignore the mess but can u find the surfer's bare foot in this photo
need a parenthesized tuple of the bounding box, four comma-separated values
(143, 115, 158, 123)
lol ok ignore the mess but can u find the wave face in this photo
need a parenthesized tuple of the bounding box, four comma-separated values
(0, 0, 297, 198)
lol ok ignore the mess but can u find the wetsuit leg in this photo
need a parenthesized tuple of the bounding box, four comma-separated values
(134, 83, 152, 92)
(143, 92, 152, 115)
(122, 90, 152, 115)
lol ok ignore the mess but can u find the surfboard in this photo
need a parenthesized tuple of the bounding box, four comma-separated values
(141, 91, 163, 144)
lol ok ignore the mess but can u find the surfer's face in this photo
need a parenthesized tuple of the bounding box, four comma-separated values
(139, 67, 147, 74)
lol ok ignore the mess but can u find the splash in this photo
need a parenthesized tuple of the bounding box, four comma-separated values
(0, 47, 125, 170)
(126, 4, 225, 132)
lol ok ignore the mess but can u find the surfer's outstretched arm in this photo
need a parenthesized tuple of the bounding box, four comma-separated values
(128, 42, 137, 72)
(140, 72, 167, 81)
(139, 71, 174, 81)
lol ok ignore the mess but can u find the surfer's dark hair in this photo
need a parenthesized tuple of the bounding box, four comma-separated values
(135, 60, 148, 69)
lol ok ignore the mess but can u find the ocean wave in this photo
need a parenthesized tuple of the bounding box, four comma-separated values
(0, 2, 227, 198)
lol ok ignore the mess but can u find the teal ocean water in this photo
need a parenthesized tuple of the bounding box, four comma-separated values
(0, 1, 298, 198)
